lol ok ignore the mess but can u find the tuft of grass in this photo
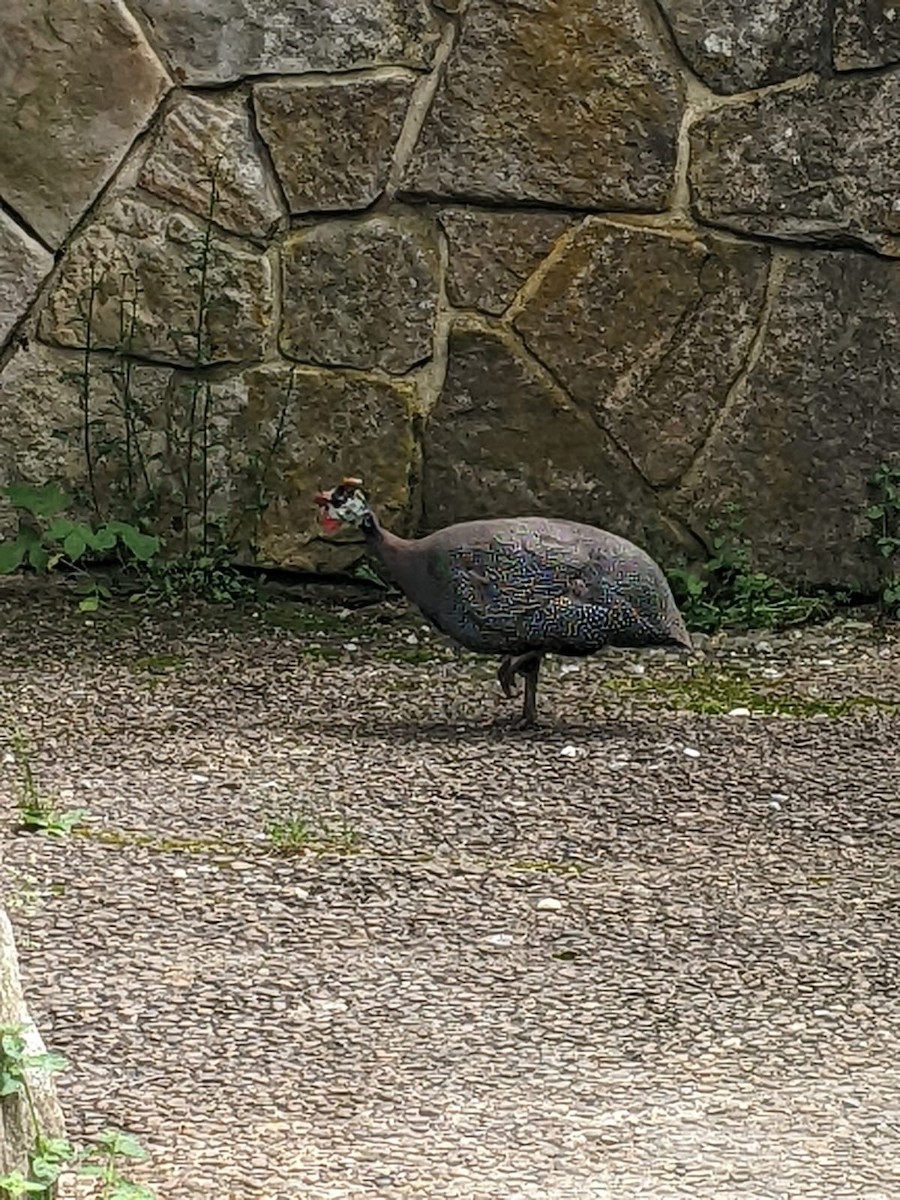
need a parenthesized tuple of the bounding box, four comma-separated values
(265, 811, 360, 856)
(6, 728, 87, 837)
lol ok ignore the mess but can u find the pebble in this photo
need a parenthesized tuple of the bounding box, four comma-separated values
(727, 707, 751, 717)
(342, 642, 359, 652)
(559, 745, 578, 758)
(536, 898, 563, 913)
(683, 747, 701, 759)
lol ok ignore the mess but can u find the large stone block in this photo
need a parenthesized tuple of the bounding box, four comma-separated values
(281, 215, 440, 373)
(225, 363, 420, 570)
(676, 253, 900, 589)
(139, 94, 284, 237)
(132, 0, 440, 85)
(0, 0, 168, 247)
(439, 209, 574, 316)
(514, 220, 771, 487)
(401, 0, 681, 209)
(833, 0, 900, 69)
(656, 0, 827, 93)
(0, 909, 65, 1177)
(421, 320, 683, 563)
(253, 76, 414, 213)
(0, 211, 53, 348)
(40, 196, 274, 367)
(690, 75, 900, 256)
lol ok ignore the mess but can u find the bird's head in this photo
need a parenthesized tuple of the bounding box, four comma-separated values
(314, 476, 371, 534)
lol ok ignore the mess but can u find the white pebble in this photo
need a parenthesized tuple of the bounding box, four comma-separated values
(483, 933, 514, 949)
(559, 745, 578, 758)
(727, 707, 751, 717)
(629, 663, 646, 676)
(683, 747, 701, 758)
(536, 897, 563, 912)
(343, 642, 359, 652)
(559, 663, 580, 675)
(771, 792, 789, 802)
(405, 633, 419, 645)
(2, 752, 13, 765)
(190, 773, 209, 783)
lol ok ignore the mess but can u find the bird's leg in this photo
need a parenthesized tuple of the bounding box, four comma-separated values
(497, 655, 517, 699)
(513, 653, 542, 729)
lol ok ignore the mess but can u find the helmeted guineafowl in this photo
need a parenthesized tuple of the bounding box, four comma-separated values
(314, 477, 692, 727)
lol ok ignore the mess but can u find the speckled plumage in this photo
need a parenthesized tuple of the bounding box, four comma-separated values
(416, 519, 690, 657)
(315, 481, 692, 726)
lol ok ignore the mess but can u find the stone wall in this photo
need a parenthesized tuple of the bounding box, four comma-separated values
(0, 0, 898, 587)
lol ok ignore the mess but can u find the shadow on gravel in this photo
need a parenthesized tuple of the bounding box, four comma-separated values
(320, 715, 644, 744)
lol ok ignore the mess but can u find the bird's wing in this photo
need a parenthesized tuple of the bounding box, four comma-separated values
(444, 541, 657, 648)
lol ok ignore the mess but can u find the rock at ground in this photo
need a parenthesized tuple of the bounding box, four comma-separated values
(39, 195, 274, 366)
(676, 251, 900, 589)
(689, 74, 900, 256)
(439, 209, 575, 316)
(0, 211, 53, 348)
(254, 76, 414, 213)
(421, 318, 685, 563)
(514, 219, 771, 486)
(131, 0, 440, 85)
(401, 0, 681, 209)
(280, 215, 440, 373)
(0, 908, 66, 1176)
(0, 0, 168, 247)
(656, 0, 827, 92)
(140, 93, 284, 238)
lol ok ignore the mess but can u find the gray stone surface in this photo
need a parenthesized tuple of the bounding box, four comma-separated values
(422, 319, 678, 561)
(402, 0, 682, 208)
(439, 209, 575, 315)
(690, 74, 900, 255)
(0, 342, 172, 539)
(0, 908, 66, 1177)
(0, 0, 168, 247)
(40, 195, 274, 366)
(131, 0, 440, 85)
(657, 0, 827, 92)
(833, 0, 900, 69)
(139, 93, 284, 237)
(281, 215, 440, 372)
(0, 211, 53, 347)
(677, 252, 900, 589)
(2, 589, 899, 1199)
(254, 75, 414, 213)
(514, 220, 771, 487)
(224, 362, 420, 571)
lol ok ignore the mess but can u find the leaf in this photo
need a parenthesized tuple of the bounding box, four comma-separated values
(46, 517, 76, 541)
(865, 505, 885, 521)
(94, 526, 118, 551)
(78, 595, 100, 613)
(95, 1131, 149, 1161)
(26, 1050, 68, 1074)
(26, 543, 50, 573)
(106, 523, 159, 563)
(110, 1183, 157, 1200)
(5, 482, 69, 518)
(0, 538, 27, 575)
(63, 530, 88, 561)
(0, 1076, 23, 1096)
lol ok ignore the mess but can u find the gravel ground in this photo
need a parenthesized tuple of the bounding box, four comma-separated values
(1, 578, 898, 1200)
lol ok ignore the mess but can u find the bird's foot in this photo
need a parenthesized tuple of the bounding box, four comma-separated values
(497, 656, 517, 699)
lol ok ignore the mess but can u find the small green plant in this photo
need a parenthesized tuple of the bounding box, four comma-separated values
(78, 1130, 154, 1200)
(0, 1024, 155, 1200)
(7, 728, 86, 837)
(669, 504, 834, 632)
(0, 483, 158, 611)
(266, 811, 360, 855)
(866, 463, 900, 616)
(129, 544, 255, 607)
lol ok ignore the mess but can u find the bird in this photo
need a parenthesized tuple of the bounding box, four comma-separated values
(314, 476, 692, 727)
